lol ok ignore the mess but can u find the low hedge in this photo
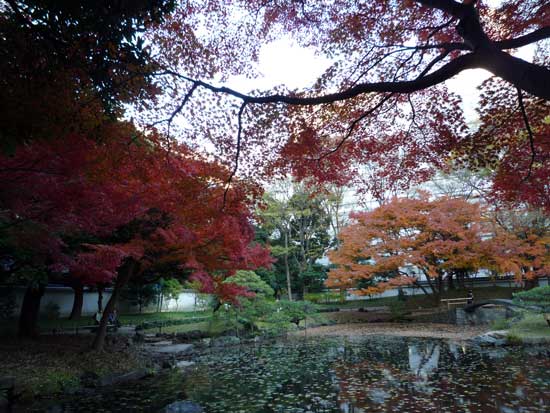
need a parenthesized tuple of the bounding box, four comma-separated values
(304, 291, 346, 304)
(135, 316, 211, 331)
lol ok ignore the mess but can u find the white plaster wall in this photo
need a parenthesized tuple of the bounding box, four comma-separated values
(12, 287, 206, 317)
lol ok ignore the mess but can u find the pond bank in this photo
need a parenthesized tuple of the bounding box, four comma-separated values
(294, 322, 488, 340)
(17, 334, 550, 412)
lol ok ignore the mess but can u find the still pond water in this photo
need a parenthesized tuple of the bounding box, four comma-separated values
(24, 336, 550, 413)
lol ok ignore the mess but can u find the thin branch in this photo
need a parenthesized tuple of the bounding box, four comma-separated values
(223, 102, 247, 209)
(517, 87, 536, 181)
(147, 83, 198, 133)
(416, 49, 452, 78)
(316, 93, 394, 161)
(166, 83, 198, 140)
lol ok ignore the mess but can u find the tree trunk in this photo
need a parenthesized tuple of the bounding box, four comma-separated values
(414, 281, 430, 296)
(97, 286, 104, 312)
(18, 282, 45, 338)
(424, 274, 437, 295)
(69, 282, 84, 320)
(91, 261, 136, 351)
(284, 230, 292, 301)
(447, 273, 454, 290)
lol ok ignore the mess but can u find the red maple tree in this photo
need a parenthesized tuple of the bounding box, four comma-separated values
(0, 132, 271, 345)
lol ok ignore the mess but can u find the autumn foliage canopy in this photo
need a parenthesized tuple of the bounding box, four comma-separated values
(0, 131, 270, 301)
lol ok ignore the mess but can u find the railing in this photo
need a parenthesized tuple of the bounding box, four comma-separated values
(440, 298, 470, 309)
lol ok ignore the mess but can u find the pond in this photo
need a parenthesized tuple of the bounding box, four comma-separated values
(21, 336, 550, 413)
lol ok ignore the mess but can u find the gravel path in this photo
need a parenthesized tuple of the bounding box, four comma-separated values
(295, 323, 488, 340)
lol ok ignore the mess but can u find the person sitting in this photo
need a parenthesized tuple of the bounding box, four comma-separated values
(108, 309, 121, 327)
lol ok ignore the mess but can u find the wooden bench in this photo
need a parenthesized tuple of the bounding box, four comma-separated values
(440, 298, 470, 310)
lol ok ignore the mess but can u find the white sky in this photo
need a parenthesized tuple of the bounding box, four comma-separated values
(226, 36, 535, 125)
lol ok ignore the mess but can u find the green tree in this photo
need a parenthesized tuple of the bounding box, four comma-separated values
(257, 181, 332, 299)
(159, 278, 183, 311)
(121, 281, 158, 313)
(229, 270, 274, 298)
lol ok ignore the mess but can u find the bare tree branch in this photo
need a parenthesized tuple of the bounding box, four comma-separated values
(223, 102, 247, 208)
(317, 93, 395, 161)
(496, 27, 550, 50)
(517, 87, 537, 181)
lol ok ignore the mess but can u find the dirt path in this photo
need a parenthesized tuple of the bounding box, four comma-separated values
(295, 323, 488, 340)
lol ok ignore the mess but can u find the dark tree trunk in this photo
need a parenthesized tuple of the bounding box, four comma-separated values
(97, 286, 104, 312)
(69, 282, 84, 320)
(424, 274, 437, 295)
(18, 283, 45, 338)
(92, 261, 136, 351)
(524, 277, 539, 290)
(284, 230, 292, 301)
(415, 281, 430, 296)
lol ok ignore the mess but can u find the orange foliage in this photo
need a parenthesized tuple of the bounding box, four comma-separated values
(328, 194, 550, 295)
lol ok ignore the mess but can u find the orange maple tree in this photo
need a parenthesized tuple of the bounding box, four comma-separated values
(328, 195, 550, 296)
(328, 195, 491, 296)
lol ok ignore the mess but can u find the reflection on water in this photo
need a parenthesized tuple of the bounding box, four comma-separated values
(22, 337, 550, 413)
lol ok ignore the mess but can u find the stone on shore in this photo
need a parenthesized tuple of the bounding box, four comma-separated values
(149, 343, 194, 354)
(163, 400, 203, 413)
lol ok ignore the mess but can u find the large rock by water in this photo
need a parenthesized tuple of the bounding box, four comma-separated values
(211, 336, 241, 347)
(149, 343, 194, 354)
(163, 400, 203, 413)
(470, 330, 508, 346)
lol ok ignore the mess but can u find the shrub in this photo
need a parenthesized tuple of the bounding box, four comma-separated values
(513, 286, 550, 310)
(490, 318, 511, 331)
(134, 316, 210, 331)
(226, 271, 274, 298)
(389, 301, 409, 322)
(513, 286, 550, 328)
(269, 300, 319, 327)
(304, 291, 345, 304)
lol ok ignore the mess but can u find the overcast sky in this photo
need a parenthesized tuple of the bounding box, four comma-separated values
(226, 36, 535, 125)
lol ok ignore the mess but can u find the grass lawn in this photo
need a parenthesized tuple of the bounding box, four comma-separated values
(507, 313, 550, 343)
(119, 310, 210, 326)
(318, 286, 522, 311)
(141, 319, 226, 335)
(0, 310, 211, 337)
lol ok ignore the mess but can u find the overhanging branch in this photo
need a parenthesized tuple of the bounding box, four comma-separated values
(166, 53, 479, 107)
